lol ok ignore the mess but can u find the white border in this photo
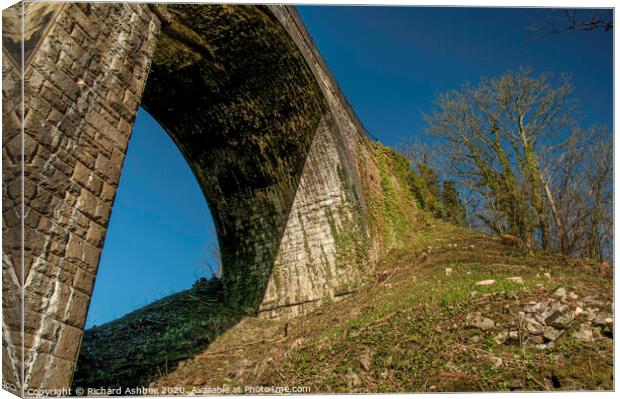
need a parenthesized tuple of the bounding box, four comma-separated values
(0, 1, 616, 399)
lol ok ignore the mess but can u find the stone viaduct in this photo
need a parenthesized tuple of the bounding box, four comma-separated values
(2, 2, 418, 394)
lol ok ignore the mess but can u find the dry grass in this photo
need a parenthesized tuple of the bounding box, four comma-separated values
(148, 222, 613, 393)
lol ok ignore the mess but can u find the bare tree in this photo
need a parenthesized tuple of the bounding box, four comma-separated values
(527, 9, 613, 42)
(422, 67, 612, 259)
(546, 126, 613, 260)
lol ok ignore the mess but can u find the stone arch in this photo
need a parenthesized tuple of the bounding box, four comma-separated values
(141, 4, 329, 308)
(2, 2, 384, 391)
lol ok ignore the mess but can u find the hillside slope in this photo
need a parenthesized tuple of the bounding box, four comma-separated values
(74, 222, 613, 393)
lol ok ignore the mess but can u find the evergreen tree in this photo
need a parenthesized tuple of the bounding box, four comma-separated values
(441, 180, 467, 226)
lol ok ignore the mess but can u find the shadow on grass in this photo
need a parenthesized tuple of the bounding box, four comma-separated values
(72, 277, 248, 390)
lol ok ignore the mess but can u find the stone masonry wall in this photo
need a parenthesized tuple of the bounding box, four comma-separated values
(2, 4, 24, 390)
(3, 2, 162, 392)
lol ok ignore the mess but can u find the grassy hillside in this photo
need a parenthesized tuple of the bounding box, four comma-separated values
(73, 222, 613, 393)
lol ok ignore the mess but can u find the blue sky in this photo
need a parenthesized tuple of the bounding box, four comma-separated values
(85, 109, 220, 327)
(85, 7, 613, 327)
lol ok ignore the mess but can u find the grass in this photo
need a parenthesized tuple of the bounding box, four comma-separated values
(75, 222, 613, 392)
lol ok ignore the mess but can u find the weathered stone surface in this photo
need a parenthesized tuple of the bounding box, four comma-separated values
(3, 2, 420, 392)
(573, 324, 594, 342)
(525, 318, 544, 335)
(543, 326, 563, 342)
(553, 287, 567, 298)
(545, 311, 573, 329)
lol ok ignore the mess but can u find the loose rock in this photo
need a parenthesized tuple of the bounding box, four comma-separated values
(192, 377, 206, 386)
(509, 380, 523, 390)
(466, 313, 496, 331)
(348, 371, 362, 387)
(599, 261, 611, 276)
(545, 311, 572, 329)
(593, 314, 613, 327)
(553, 287, 567, 298)
(582, 295, 605, 306)
(543, 326, 563, 342)
(359, 353, 372, 372)
(573, 324, 593, 342)
(494, 331, 509, 345)
(535, 342, 554, 350)
(583, 308, 598, 321)
(505, 276, 524, 284)
(476, 279, 496, 286)
(529, 335, 544, 344)
(490, 356, 503, 367)
(525, 318, 544, 335)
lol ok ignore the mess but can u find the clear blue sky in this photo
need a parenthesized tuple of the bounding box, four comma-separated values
(85, 7, 613, 327)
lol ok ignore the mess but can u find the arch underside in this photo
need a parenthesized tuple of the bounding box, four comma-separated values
(142, 4, 370, 314)
(142, 4, 328, 308)
(2, 2, 375, 391)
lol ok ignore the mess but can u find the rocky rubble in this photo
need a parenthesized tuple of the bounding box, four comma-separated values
(465, 286, 613, 350)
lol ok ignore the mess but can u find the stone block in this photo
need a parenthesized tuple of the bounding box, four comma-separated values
(77, 188, 98, 220)
(54, 324, 83, 361)
(100, 181, 116, 203)
(82, 241, 101, 268)
(65, 290, 90, 328)
(71, 161, 91, 187)
(94, 153, 121, 183)
(73, 267, 95, 293)
(65, 233, 84, 261)
(85, 222, 106, 247)
(26, 353, 74, 390)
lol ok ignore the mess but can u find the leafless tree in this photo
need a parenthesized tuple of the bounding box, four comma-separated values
(527, 9, 613, 42)
(545, 126, 613, 260)
(421, 67, 612, 260)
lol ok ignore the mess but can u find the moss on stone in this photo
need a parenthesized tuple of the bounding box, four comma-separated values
(360, 141, 420, 251)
